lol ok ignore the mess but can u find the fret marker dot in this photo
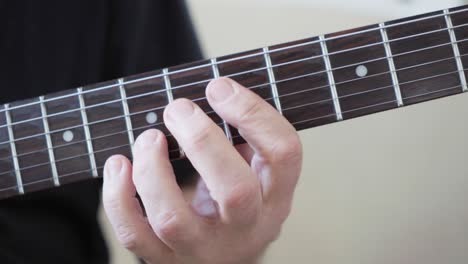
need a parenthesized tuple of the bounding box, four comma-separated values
(356, 65, 368, 78)
(146, 112, 158, 124)
(63, 130, 74, 142)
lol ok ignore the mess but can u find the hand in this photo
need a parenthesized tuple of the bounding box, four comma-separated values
(102, 77, 303, 264)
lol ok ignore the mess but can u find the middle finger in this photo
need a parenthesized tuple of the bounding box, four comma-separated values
(164, 99, 261, 224)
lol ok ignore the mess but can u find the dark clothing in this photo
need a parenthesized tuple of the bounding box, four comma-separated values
(0, 1, 202, 263)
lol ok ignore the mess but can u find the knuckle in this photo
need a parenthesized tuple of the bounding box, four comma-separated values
(132, 156, 152, 175)
(103, 193, 122, 214)
(132, 157, 149, 178)
(271, 134, 302, 163)
(237, 99, 263, 124)
(223, 182, 259, 212)
(102, 198, 140, 251)
(153, 211, 186, 241)
(185, 123, 215, 153)
(115, 224, 140, 250)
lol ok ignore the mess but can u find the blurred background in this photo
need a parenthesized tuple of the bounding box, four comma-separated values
(100, 0, 468, 263)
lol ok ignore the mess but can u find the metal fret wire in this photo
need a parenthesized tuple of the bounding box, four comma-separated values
(263, 47, 283, 114)
(119, 78, 135, 150)
(1, 48, 467, 163)
(0, 8, 467, 116)
(380, 23, 404, 107)
(78, 87, 99, 177)
(1, 34, 468, 149)
(39, 96, 60, 186)
(320, 35, 343, 120)
(1, 21, 468, 131)
(211, 58, 234, 144)
(0, 81, 463, 193)
(3, 104, 24, 194)
(1, 64, 466, 178)
(164, 67, 185, 159)
(445, 10, 468, 92)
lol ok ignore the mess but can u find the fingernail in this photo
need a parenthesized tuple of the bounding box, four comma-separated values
(208, 78, 235, 103)
(106, 157, 123, 177)
(135, 130, 161, 149)
(166, 99, 195, 121)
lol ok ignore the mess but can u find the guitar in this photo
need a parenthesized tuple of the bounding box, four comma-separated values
(0, 5, 467, 200)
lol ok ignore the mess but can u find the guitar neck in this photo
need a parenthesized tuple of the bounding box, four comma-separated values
(0, 6, 467, 200)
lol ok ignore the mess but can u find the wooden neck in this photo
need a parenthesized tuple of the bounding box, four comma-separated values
(0, 6, 467, 200)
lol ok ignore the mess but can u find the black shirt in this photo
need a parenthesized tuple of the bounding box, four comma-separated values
(0, 1, 202, 263)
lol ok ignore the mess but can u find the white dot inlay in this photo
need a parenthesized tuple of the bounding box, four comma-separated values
(355, 65, 368, 78)
(146, 112, 158, 124)
(63, 130, 74, 142)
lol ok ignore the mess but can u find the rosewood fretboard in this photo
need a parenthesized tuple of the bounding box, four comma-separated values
(1, 6, 468, 200)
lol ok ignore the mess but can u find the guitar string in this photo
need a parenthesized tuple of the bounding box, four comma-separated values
(0, 83, 463, 183)
(0, 65, 465, 177)
(0, 10, 466, 173)
(0, 46, 466, 164)
(0, 82, 463, 193)
(1, 34, 467, 149)
(3, 22, 468, 136)
(0, 44, 466, 166)
(118, 21, 468, 94)
(2, 21, 467, 131)
(0, 7, 467, 115)
(2, 21, 468, 131)
(268, 7, 468, 54)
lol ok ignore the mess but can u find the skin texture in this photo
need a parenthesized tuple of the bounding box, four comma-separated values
(102, 78, 303, 264)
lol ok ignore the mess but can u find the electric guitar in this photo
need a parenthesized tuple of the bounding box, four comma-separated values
(0, 5, 467, 200)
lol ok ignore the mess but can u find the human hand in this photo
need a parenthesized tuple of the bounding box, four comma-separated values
(102, 77, 303, 264)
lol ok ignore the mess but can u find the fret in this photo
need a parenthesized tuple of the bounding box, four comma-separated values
(77, 87, 98, 177)
(210, 58, 221, 79)
(379, 23, 404, 107)
(386, 10, 463, 105)
(46, 89, 94, 184)
(263, 47, 283, 114)
(39, 96, 59, 186)
(218, 49, 276, 144)
(211, 58, 233, 144)
(124, 70, 181, 160)
(450, 6, 468, 92)
(320, 35, 343, 120)
(269, 37, 336, 130)
(118, 78, 135, 150)
(3, 104, 24, 195)
(444, 10, 468, 92)
(319, 35, 343, 121)
(325, 25, 397, 119)
(164, 68, 185, 158)
(83, 80, 132, 172)
(0, 105, 19, 198)
(164, 68, 174, 103)
(8, 99, 54, 192)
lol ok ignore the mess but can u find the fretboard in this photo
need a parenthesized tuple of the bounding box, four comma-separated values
(1, 6, 467, 200)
